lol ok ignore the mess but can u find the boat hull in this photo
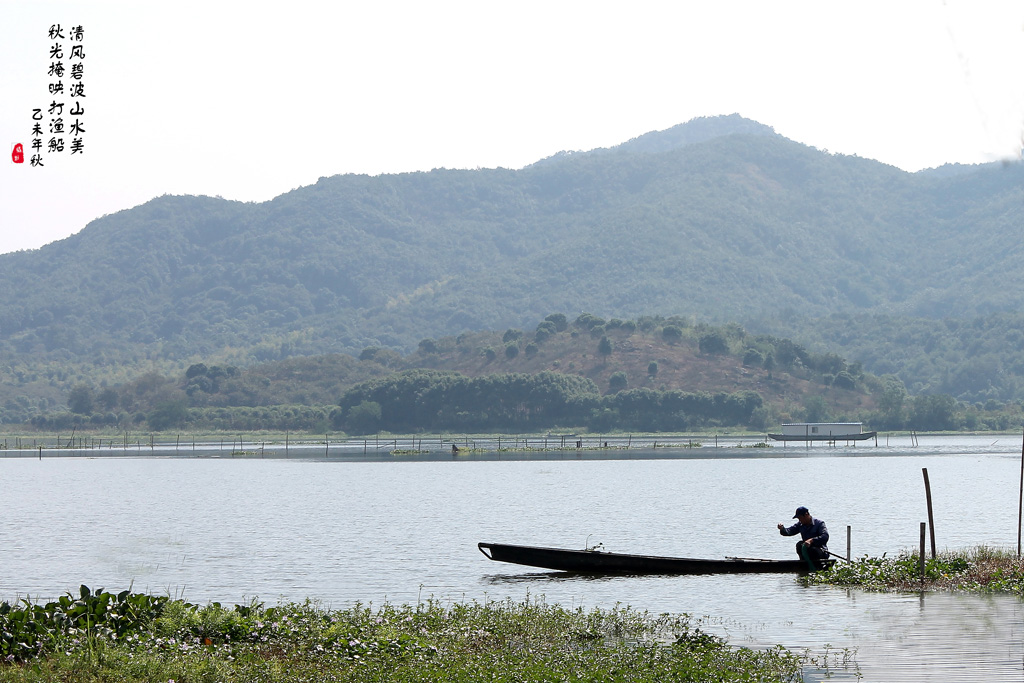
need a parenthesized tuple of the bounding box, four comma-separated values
(478, 542, 830, 574)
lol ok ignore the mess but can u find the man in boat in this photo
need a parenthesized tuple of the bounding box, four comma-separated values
(778, 506, 829, 568)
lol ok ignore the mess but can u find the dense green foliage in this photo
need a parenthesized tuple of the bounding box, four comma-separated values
(0, 585, 168, 663)
(332, 369, 766, 433)
(0, 589, 819, 681)
(2, 114, 1023, 415)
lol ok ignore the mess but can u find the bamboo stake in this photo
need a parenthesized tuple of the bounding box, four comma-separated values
(919, 522, 926, 581)
(1018, 429, 1023, 557)
(922, 468, 936, 559)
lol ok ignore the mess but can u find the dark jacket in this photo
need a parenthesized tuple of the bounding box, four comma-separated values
(780, 517, 829, 549)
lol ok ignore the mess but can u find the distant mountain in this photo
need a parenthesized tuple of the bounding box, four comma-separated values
(612, 114, 780, 154)
(1, 114, 1022, 405)
(535, 113, 778, 160)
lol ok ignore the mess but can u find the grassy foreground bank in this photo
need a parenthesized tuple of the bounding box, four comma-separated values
(0, 587, 830, 682)
(807, 546, 1024, 594)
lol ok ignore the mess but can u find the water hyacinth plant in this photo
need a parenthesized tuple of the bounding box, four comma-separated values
(0, 588, 830, 681)
(806, 546, 1024, 594)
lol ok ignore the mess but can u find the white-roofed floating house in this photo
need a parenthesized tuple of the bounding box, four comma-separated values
(767, 422, 877, 445)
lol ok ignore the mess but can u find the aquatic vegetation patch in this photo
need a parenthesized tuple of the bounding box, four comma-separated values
(0, 589, 830, 681)
(807, 546, 1024, 594)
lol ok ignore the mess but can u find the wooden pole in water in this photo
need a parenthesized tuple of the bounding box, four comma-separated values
(847, 525, 851, 562)
(922, 468, 937, 559)
(1017, 429, 1023, 557)
(919, 522, 926, 581)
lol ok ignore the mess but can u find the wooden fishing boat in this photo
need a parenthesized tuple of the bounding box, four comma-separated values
(478, 542, 832, 574)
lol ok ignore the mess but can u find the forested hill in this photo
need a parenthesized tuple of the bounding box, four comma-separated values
(26, 317, 884, 434)
(1, 114, 1023, 403)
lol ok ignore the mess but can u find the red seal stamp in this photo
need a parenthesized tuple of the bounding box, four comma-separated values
(11, 143, 24, 164)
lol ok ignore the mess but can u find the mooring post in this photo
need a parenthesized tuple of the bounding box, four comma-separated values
(919, 522, 927, 581)
(847, 525, 851, 561)
(922, 468, 936, 559)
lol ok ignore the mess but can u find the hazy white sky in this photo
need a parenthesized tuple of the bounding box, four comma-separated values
(2, 0, 1022, 255)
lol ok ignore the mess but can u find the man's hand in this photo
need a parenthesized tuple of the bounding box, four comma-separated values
(777, 523, 785, 531)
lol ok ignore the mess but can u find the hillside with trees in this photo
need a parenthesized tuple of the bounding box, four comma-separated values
(19, 313, 1021, 435)
(2, 114, 1023, 414)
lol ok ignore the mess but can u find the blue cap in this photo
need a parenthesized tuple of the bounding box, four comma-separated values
(793, 506, 809, 518)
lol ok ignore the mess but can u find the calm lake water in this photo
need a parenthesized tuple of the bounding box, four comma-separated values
(2, 433, 1023, 681)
